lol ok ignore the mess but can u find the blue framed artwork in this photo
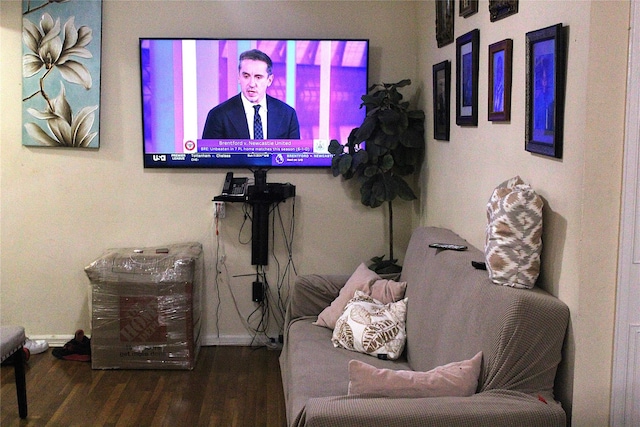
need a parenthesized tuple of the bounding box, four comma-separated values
(22, 0, 102, 148)
(456, 29, 479, 126)
(525, 24, 566, 158)
(488, 39, 512, 122)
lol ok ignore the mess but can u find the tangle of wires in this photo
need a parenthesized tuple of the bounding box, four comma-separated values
(213, 196, 297, 348)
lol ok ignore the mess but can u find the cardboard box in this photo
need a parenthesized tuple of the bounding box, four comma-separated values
(85, 243, 203, 370)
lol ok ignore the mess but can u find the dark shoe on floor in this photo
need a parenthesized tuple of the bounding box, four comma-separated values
(52, 330, 91, 362)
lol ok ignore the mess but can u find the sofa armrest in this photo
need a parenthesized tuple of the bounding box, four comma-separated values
(286, 274, 349, 321)
(296, 390, 565, 427)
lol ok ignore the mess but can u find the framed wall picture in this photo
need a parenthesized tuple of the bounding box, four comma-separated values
(488, 39, 513, 122)
(436, 0, 455, 48)
(22, 0, 102, 148)
(456, 29, 479, 126)
(460, 0, 478, 18)
(489, 0, 518, 22)
(433, 60, 451, 140)
(525, 23, 566, 158)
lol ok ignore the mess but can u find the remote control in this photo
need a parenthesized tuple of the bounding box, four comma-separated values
(471, 260, 487, 270)
(429, 243, 468, 251)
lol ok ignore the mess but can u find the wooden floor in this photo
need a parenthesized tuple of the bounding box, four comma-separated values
(1, 346, 286, 427)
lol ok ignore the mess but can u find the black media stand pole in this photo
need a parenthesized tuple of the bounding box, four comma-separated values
(247, 168, 295, 266)
(251, 201, 269, 265)
(251, 169, 270, 266)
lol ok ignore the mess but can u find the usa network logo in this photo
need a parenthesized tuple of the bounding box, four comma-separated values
(152, 154, 167, 162)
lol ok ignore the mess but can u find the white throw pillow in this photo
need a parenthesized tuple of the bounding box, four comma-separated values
(332, 291, 407, 360)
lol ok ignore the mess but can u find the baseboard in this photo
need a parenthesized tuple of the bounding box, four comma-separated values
(29, 334, 76, 348)
(29, 333, 271, 348)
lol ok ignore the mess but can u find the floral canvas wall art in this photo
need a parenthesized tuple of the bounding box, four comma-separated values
(22, 0, 102, 148)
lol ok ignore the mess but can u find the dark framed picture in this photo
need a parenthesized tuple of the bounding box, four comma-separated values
(488, 39, 513, 122)
(525, 23, 566, 158)
(489, 0, 519, 22)
(456, 29, 479, 126)
(460, 0, 478, 17)
(436, 0, 455, 48)
(433, 60, 451, 140)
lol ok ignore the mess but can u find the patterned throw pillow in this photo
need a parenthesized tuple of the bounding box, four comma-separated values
(485, 176, 543, 289)
(332, 291, 408, 360)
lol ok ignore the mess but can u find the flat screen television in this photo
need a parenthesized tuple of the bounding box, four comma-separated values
(140, 38, 369, 169)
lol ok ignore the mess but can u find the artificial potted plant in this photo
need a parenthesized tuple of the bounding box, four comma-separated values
(328, 79, 425, 274)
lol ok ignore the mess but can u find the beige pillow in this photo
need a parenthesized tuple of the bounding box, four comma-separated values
(332, 291, 408, 360)
(348, 352, 483, 398)
(314, 263, 406, 329)
(485, 176, 543, 289)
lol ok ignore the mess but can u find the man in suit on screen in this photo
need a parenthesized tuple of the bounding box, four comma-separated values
(202, 49, 300, 140)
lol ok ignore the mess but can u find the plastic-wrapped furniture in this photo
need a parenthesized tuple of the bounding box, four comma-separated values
(1, 325, 27, 418)
(85, 243, 203, 370)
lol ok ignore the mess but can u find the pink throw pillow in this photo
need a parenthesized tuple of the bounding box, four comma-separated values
(314, 264, 407, 330)
(348, 352, 482, 398)
(314, 263, 380, 329)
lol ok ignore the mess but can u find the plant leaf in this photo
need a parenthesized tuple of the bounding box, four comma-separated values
(337, 154, 353, 176)
(351, 149, 368, 171)
(328, 139, 343, 155)
(381, 153, 394, 171)
(360, 179, 379, 207)
(394, 79, 411, 88)
(378, 109, 404, 135)
(393, 175, 417, 201)
(364, 165, 378, 178)
(354, 115, 377, 142)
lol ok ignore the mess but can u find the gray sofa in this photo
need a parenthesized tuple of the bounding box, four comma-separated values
(280, 226, 570, 427)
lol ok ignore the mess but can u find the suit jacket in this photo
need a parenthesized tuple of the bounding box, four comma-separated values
(202, 94, 300, 139)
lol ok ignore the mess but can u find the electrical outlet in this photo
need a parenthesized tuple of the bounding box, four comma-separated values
(213, 201, 225, 218)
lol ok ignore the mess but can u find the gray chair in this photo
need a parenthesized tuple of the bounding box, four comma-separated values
(1, 326, 28, 419)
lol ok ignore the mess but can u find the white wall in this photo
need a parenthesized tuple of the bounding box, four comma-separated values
(0, 0, 419, 343)
(415, 1, 629, 425)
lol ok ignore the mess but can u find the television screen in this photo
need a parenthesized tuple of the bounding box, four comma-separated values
(140, 38, 369, 168)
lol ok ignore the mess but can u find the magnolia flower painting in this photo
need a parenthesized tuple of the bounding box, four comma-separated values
(22, 0, 102, 148)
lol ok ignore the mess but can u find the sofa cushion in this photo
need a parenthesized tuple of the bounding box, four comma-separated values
(314, 263, 406, 329)
(348, 351, 482, 398)
(485, 176, 543, 289)
(332, 291, 408, 360)
(281, 316, 411, 425)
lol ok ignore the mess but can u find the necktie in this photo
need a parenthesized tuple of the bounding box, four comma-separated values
(253, 105, 263, 139)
